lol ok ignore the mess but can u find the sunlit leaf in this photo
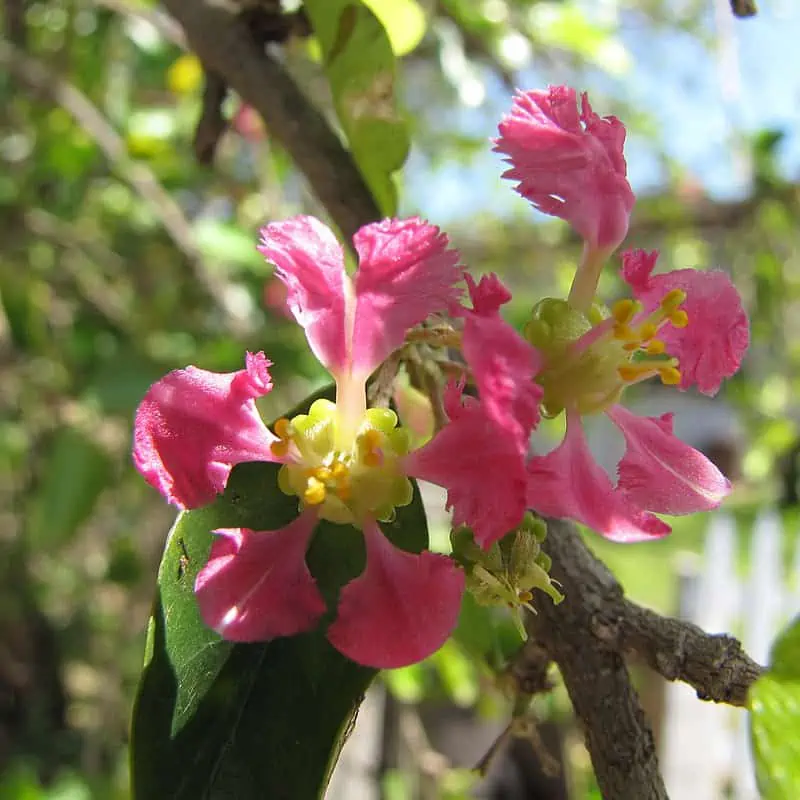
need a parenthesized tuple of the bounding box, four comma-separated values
(362, 0, 427, 56)
(750, 615, 800, 798)
(304, 0, 410, 215)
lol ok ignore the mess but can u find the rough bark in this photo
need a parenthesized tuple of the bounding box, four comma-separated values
(160, 0, 381, 241)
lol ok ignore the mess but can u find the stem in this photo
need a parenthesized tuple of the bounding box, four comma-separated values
(567, 242, 609, 311)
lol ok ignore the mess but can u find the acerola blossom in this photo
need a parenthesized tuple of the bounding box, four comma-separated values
(133, 215, 536, 668)
(522, 247, 747, 540)
(405, 274, 543, 546)
(494, 86, 634, 258)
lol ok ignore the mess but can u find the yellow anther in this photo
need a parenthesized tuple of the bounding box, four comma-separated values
(270, 440, 289, 458)
(618, 363, 654, 382)
(613, 323, 635, 341)
(623, 341, 640, 352)
(313, 466, 332, 482)
(639, 322, 658, 341)
(303, 477, 326, 505)
(670, 310, 689, 328)
(359, 429, 384, 467)
(660, 289, 686, 313)
(331, 461, 348, 480)
(335, 481, 351, 501)
(612, 298, 639, 325)
(518, 590, 533, 604)
(659, 366, 682, 385)
(646, 339, 666, 355)
(273, 418, 291, 439)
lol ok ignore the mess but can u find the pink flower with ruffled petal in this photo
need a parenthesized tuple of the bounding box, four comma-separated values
(519, 244, 747, 537)
(133, 351, 276, 509)
(133, 215, 477, 668)
(607, 405, 730, 515)
(327, 521, 465, 669)
(195, 513, 325, 641)
(526, 410, 670, 543)
(404, 383, 529, 548)
(457, 274, 543, 455)
(494, 86, 634, 254)
(621, 249, 749, 395)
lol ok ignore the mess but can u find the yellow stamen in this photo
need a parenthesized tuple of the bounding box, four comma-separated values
(335, 481, 351, 501)
(331, 461, 348, 480)
(273, 418, 291, 438)
(270, 440, 289, 458)
(659, 366, 682, 385)
(518, 590, 533, 604)
(623, 341, 640, 352)
(612, 298, 640, 325)
(661, 289, 686, 313)
(304, 477, 326, 505)
(638, 322, 658, 341)
(646, 339, 666, 355)
(613, 323, 636, 341)
(617, 363, 656, 382)
(313, 466, 332, 481)
(670, 310, 689, 328)
(359, 429, 383, 467)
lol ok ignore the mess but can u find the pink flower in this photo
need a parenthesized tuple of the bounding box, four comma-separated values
(621, 250, 749, 395)
(494, 86, 634, 255)
(521, 248, 747, 540)
(134, 215, 498, 668)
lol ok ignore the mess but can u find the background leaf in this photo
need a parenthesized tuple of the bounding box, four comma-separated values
(130, 393, 430, 799)
(750, 614, 800, 798)
(304, 0, 410, 216)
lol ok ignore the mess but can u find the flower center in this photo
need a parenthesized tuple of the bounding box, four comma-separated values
(524, 291, 688, 416)
(271, 399, 413, 525)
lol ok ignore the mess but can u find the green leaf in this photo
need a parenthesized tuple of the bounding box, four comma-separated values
(750, 614, 800, 798)
(27, 426, 112, 550)
(304, 0, 410, 216)
(131, 393, 430, 799)
(361, 0, 426, 56)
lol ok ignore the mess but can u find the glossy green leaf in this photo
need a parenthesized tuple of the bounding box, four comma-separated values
(361, 0, 427, 56)
(27, 426, 112, 549)
(304, 0, 409, 216)
(131, 391, 430, 799)
(750, 614, 800, 798)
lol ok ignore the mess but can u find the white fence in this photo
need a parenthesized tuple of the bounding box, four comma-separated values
(662, 511, 798, 799)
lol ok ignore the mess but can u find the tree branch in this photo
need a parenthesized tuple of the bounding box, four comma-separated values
(519, 520, 763, 798)
(526, 520, 668, 799)
(160, 0, 381, 241)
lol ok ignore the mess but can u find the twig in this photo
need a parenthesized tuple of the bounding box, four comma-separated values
(193, 69, 229, 165)
(730, 0, 757, 17)
(0, 38, 230, 312)
(160, 0, 381, 241)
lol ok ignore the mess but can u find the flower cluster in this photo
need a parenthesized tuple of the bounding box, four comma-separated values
(133, 84, 749, 668)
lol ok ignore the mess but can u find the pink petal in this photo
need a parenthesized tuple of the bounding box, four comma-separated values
(460, 274, 542, 454)
(620, 248, 658, 292)
(351, 218, 463, 376)
(404, 384, 528, 548)
(326, 520, 464, 668)
(526, 410, 671, 542)
(621, 251, 749, 395)
(494, 86, 635, 251)
(607, 405, 731, 515)
(258, 216, 350, 375)
(133, 352, 276, 509)
(195, 513, 326, 642)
